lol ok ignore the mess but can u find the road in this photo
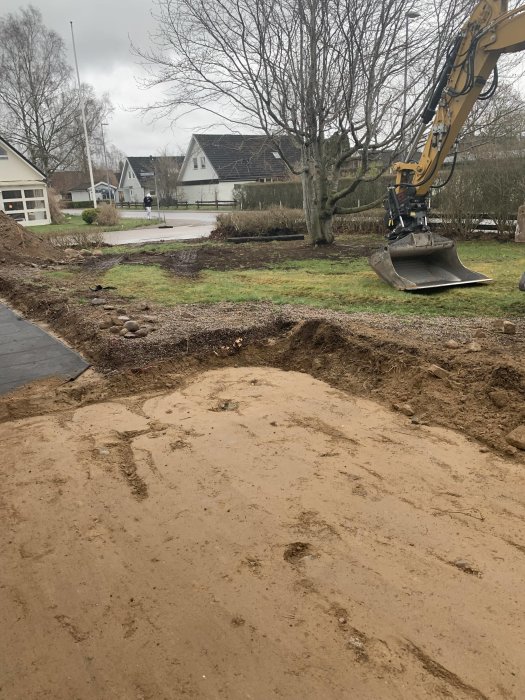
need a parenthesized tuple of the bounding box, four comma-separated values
(63, 209, 217, 245)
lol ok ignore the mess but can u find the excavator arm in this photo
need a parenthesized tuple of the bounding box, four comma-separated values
(370, 0, 525, 290)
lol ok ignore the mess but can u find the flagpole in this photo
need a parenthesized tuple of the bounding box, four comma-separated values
(70, 21, 97, 208)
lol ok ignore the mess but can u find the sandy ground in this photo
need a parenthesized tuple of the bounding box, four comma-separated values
(1, 366, 524, 699)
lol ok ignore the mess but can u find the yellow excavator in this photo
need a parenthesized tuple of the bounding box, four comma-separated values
(370, 0, 525, 291)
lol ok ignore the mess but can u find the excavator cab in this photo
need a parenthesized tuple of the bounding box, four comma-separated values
(369, 187, 492, 291)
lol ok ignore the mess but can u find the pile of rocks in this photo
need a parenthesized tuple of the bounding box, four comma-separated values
(95, 304, 158, 339)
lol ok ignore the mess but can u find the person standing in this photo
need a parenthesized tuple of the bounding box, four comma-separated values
(144, 192, 153, 219)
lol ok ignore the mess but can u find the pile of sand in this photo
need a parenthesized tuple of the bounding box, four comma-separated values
(0, 211, 59, 264)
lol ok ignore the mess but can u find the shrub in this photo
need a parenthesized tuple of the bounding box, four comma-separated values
(82, 208, 98, 225)
(211, 207, 385, 240)
(95, 203, 120, 226)
(48, 229, 104, 248)
(212, 208, 306, 239)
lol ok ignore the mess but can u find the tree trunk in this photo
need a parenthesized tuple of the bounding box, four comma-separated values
(301, 166, 334, 245)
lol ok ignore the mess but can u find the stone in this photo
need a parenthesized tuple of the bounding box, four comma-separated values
(466, 341, 482, 352)
(519, 272, 525, 292)
(119, 328, 128, 337)
(427, 364, 450, 380)
(134, 328, 149, 337)
(91, 297, 106, 306)
(124, 320, 140, 332)
(111, 317, 122, 326)
(99, 319, 114, 329)
(103, 305, 115, 311)
(503, 321, 517, 335)
(124, 332, 136, 338)
(139, 302, 150, 311)
(64, 248, 78, 256)
(479, 446, 490, 453)
(79, 249, 92, 256)
(473, 329, 486, 338)
(109, 325, 121, 334)
(143, 316, 158, 323)
(506, 424, 525, 450)
(116, 309, 127, 315)
(488, 389, 508, 409)
(393, 402, 415, 417)
(445, 339, 460, 349)
(92, 249, 103, 256)
(117, 315, 130, 322)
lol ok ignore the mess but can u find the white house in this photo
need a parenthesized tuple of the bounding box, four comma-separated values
(0, 136, 51, 226)
(178, 134, 300, 203)
(117, 156, 184, 204)
(68, 181, 117, 203)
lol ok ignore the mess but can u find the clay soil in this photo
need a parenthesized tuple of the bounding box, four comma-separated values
(1, 239, 525, 699)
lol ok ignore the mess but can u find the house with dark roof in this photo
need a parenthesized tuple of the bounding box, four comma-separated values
(178, 134, 300, 203)
(68, 181, 117, 203)
(50, 170, 119, 201)
(0, 136, 51, 226)
(118, 155, 185, 204)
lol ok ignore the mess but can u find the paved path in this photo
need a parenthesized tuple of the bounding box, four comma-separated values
(0, 304, 89, 394)
(62, 210, 216, 246)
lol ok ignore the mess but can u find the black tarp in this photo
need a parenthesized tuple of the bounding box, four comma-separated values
(0, 304, 89, 395)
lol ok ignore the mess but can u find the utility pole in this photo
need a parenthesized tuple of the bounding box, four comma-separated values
(70, 21, 97, 208)
(150, 155, 161, 221)
(101, 122, 111, 201)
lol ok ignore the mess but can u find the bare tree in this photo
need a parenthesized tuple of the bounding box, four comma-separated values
(154, 149, 184, 205)
(0, 5, 111, 178)
(137, 0, 474, 243)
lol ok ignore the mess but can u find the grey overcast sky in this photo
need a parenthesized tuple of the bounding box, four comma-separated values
(1, 0, 225, 157)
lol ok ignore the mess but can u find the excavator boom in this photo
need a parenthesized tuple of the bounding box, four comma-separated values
(370, 0, 525, 291)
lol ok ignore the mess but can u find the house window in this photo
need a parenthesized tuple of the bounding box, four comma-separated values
(272, 151, 281, 159)
(200, 156, 205, 168)
(1, 188, 48, 224)
(0, 147, 7, 159)
(24, 189, 44, 199)
(193, 157, 198, 169)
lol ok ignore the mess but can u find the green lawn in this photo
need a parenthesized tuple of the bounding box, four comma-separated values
(100, 241, 525, 318)
(32, 215, 156, 236)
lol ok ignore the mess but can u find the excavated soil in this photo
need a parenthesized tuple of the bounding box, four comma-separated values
(1, 246, 524, 698)
(0, 211, 60, 263)
(1, 366, 525, 699)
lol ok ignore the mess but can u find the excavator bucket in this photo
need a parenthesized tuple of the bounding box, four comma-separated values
(368, 231, 492, 291)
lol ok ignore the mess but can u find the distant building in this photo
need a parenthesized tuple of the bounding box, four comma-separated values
(178, 134, 300, 203)
(68, 181, 117, 203)
(0, 136, 51, 226)
(118, 156, 185, 204)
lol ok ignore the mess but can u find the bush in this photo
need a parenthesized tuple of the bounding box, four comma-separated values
(238, 176, 392, 211)
(211, 207, 385, 240)
(95, 203, 120, 226)
(82, 208, 98, 225)
(212, 208, 306, 239)
(48, 229, 104, 248)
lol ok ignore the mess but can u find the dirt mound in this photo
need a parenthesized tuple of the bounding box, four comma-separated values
(0, 211, 59, 263)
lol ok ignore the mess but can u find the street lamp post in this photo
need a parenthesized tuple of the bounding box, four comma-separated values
(101, 122, 111, 201)
(149, 155, 161, 221)
(403, 11, 421, 158)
